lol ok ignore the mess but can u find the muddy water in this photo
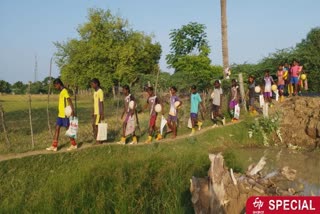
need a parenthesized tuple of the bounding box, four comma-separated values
(235, 147, 320, 196)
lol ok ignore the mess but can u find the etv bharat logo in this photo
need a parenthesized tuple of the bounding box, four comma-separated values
(253, 197, 264, 210)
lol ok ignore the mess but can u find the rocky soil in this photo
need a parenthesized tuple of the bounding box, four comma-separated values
(275, 96, 320, 148)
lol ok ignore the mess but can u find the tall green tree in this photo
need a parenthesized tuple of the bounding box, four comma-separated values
(54, 9, 161, 91)
(296, 27, 320, 71)
(166, 22, 219, 91)
(0, 80, 11, 93)
(295, 27, 320, 92)
(232, 28, 320, 92)
(166, 22, 210, 72)
(30, 81, 47, 94)
(11, 81, 27, 94)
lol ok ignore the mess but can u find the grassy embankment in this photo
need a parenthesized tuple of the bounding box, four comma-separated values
(0, 119, 258, 213)
(0, 93, 261, 212)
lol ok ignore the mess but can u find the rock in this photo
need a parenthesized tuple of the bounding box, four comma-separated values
(191, 154, 297, 214)
(277, 97, 320, 147)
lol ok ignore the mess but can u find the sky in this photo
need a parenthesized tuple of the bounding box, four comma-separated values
(0, 0, 319, 84)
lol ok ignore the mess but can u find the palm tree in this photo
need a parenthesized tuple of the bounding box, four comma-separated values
(220, 0, 229, 78)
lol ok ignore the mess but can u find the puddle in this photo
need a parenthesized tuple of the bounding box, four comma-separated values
(233, 147, 320, 196)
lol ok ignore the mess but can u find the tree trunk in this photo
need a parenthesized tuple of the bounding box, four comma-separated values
(220, 0, 229, 78)
(112, 85, 116, 99)
(191, 154, 298, 214)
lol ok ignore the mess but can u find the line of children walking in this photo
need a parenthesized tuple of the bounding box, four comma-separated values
(46, 77, 243, 150)
(247, 59, 306, 115)
(117, 84, 229, 143)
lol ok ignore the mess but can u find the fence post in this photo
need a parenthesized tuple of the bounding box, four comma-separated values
(112, 85, 116, 99)
(47, 57, 53, 137)
(154, 69, 160, 96)
(0, 104, 10, 148)
(74, 87, 78, 116)
(238, 73, 247, 112)
(116, 82, 121, 133)
(202, 90, 206, 120)
(28, 82, 35, 149)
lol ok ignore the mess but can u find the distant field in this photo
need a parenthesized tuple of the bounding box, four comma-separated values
(0, 94, 58, 112)
(0, 94, 91, 153)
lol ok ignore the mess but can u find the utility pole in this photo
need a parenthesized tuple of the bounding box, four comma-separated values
(220, 0, 229, 78)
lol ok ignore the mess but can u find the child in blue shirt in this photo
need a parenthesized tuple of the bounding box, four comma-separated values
(190, 85, 206, 136)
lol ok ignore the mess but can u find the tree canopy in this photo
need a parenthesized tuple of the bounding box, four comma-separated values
(165, 22, 221, 91)
(231, 27, 320, 92)
(166, 22, 210, 72)
(54, 9, 161, 91)
(0, 80, 11, 93)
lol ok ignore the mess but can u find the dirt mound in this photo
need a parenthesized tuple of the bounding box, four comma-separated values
(276, 96, 320, 147)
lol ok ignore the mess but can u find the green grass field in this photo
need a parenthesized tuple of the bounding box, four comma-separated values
(0, 93, 265, 212)
(0, 119, 257, 213)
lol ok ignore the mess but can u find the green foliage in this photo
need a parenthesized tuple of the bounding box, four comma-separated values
(295, 27, 320, 92)
(170, 64, 222, 92)
(166, 22, 210, 73)
(307, 70, 320, 92)
(135, 71, 172, 94)
(0, 80, 11, 93)
(231, 27, 320, 92)
(11, 81, 27, 94)
(29, 81, 46, 94)
(54, 9, 161, 92)
(2, 77, 56, 95)
(296, 27, 320, 70)
(249, 113, 281, 146)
